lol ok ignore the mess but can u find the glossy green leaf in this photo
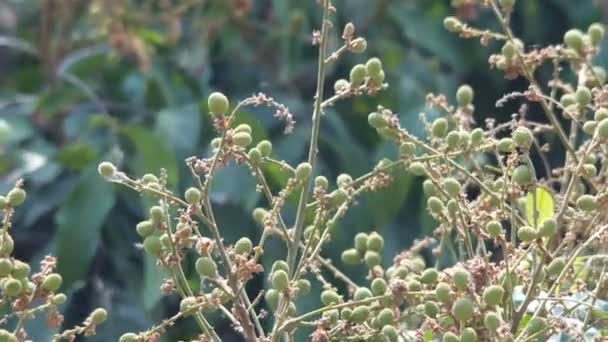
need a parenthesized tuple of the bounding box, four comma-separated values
(54, 165, 116, 288)
(525, 186, 555, 227)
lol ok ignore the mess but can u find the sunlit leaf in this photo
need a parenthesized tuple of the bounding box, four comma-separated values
(525, 186, 554, 227)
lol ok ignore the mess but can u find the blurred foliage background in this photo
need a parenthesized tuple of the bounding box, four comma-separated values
(0, 0, 605, 340)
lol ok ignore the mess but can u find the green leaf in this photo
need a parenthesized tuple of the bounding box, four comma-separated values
(120, 126, 179, 187)
(525, 186, 555, 227)
(142, 255, 165, 310)
(57, 142, 97, 171)
(54, 165, 116, 288)
(155, 103, 201, 160)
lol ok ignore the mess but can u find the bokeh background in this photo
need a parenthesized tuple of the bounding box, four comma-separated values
(0, 0, 606, 340)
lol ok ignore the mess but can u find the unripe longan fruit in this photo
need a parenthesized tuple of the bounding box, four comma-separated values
(443, 16, 462, 32)
(366, 232, 384, 252)
(365, 57, 383, 76)
(351, 288, 371, 303)
(196, 256, 217, 277)
(435, 282, 452, 304)
(442, 177, 461, 197)
(400, 142, 416, 157)
(368, 112, 388, 129)
(136, 220, 155, 237)
(431, 118, 449, 138)
(513, 127, 532, 149)
(208, 92, 229, 117)
(11, 260, 29, 279)
(446, 131, 461, 149)
(235, 237, 253, 255)
(420, 268, 439, 285)
(456, 85, 474, 106)
(576, 86, 592, 106)
(90, 308, 108, 325)
(482, 285, 505, 306)
(351, 305, 370, 323)
(0, 258, 12, 277)
(341, 248, 361, 265)
(364, 250, 381, 268)
(257, 140, 272, 157)
(452, 268, 470, 292)
(247, 148, 262, 163)
(349, 38, 367, 54)
(42, 273, 63, 292)
(588, 23, 605, 46)
(143, 236, 162, 256)
(484, 312, 501, 331)
(371, 278, 387, 295)
(526, 317, 547, 335)
(234, 123, 252, 134)
(320, 289, 340, 305)
(382, 325, 398, 342)
(119, 333, 140, 342)
(330, 189, 348, 206)
(97, 162, 116, 178)
(354, 233, 368, 253)
(334, 79, 349, 93)
(443, 332, 460, 342)
(512, 165, 534, 186)
(314, 176, 329, 190)
(517, 226, 537, 242)
(424, 300, 439, 317)
(184, 187, 201, 205)
(4, 278, 22, 297)
(265, 289, 279, 309)
(377, 308, 394, 326)
(271, 260, 289, 273)
(485, 220, 503, 238)
(337, 173, 353, 188)
(233, 132, 252, 148)
(497, 138, 514, 153)
(583, 121, 598, 135)
(596, 118, 608, 139)
(470, 128, 484, 145)
(180, 296, 198, 316)
(577, 194, 597, 211)
(452, 297, 474, 321)
(7, 188, 26, 207)
(408, 162, 426, 176)
(563, 29, 584, 52)
(349, 64, 367, 87)
(272, 270, 289, 292)
(295, 163, 312, 181)
(461, 327, 477, 342)
(428, 196, 444, 214)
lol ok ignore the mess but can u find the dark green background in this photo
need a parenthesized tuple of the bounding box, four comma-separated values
(0, 0, 605, 340)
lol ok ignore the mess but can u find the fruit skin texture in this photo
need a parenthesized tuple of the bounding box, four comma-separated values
(482, 285, 505, 306)
(350, 64, 367, 86)
(97, 162, 116, 178)
(517, 226, 537, 242)
(456, 85, 474, 106)
(143, 236, 163, 256)
(366, 232, 384, 252)
(196, 257, 217, 277)
(371, 278, 387, 295)
(589, 23, 605, 46)
(484, 312, 501, 331)
(435, 282, 452, 303)
(90, 308, 108, 325)
(461, 327, 478, 342)
(577, 194, 598, 211)
(272, 270, 289, 292)
(512, 165, 534, 186)
(452, 297, 475, 321)
(42, 273, 63, 292)
(7, 188, 26, 207)
(321, 290, 340, 305)
(119, 333, 140, 342)
(420, 268, 439, 284)
(265, 289, 279, 309)
(365, 57, 382, 76)
(485, 220, 503, 238)
(513, 127, 533, 148)
(597, 119, 608, 139)
(295, 163, 312, 181)
(452, 268, 470, 291)
(235, 237, 253, 255)
(208, 92, 229, 117)
(432, 118, 449, 138)
(184, 187, 201, 205)
(377, 308, 394, 325)
(564, 29, 584, 52)
(341, 249, 361, 265)
(354, 287, 373, 301)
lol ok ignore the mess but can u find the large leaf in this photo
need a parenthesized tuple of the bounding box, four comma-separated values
(525, 186, 554, 227)
(155, 103, 201, 160)
(54, 165, 116, 288)
(120, 126, 179, 187)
